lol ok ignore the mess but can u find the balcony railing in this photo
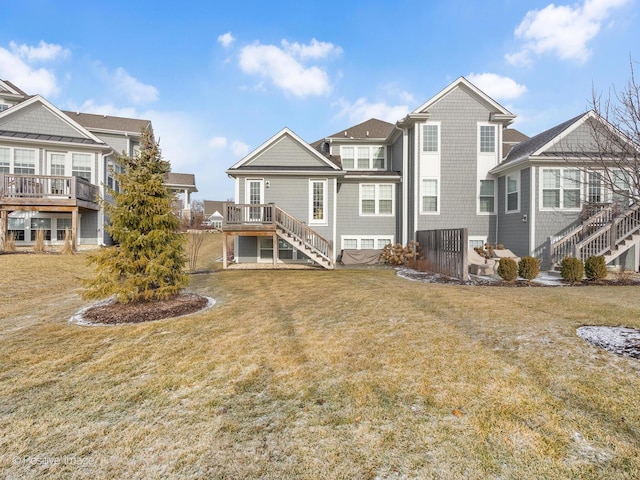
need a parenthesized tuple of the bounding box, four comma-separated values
(0, 174, 99, 204)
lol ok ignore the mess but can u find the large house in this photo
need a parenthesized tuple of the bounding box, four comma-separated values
(224, 77, 640, 272)
(0, 80, 194, 249)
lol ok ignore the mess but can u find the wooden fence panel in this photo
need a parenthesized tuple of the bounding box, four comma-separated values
(416, 228, 468, 282)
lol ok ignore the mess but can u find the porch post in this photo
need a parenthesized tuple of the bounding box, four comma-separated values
(272, 232, 278, 266)
(222, 232, 228, 269)
(0, 210, 6, 251)
(71, 208, 78, 251)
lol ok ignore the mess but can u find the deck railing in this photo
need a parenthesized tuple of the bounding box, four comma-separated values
(223, 203, 332, 263)
(550, 202, 621, 265)
(0, 174, 99, 203)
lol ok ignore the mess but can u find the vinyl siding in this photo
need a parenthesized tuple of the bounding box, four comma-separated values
(496, 168, 530, 257)
(335, 182, 396, 245)
(0, 103, 85, 138)
(248, 135, 331, 168)
(414, 87, 498, 243)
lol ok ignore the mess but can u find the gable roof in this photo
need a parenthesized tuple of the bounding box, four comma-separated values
(0, 95, 108, 146)
(406, 76, 516, 126)
(227, 127, 342, 173)
(62, 111, 151, 135)
(165, 172, 197, 191)
(500, 112, 589, 166)
(324, 118, 395, 140)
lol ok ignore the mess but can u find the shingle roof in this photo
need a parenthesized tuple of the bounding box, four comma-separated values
(203, 200, 230, 217)
(501, 112, 588, 165)
(502, 128, 530, 157)
(325, 118, 395, 140)
(165, 172, 197, 188)
(62, 111, 151, 133)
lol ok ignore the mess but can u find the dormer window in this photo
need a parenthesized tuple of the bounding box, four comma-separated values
(340, 146, 386, 170)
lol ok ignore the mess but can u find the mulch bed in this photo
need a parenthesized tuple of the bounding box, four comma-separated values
(81, 293, 210, 325)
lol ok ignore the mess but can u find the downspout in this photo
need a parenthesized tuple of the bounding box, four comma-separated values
(402, 128, 409, 244)
(530, 166, 536, 257)
(99, 150, 115, 246)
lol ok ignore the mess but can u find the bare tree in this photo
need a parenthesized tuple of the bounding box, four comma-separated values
(580, 58, 640, 206)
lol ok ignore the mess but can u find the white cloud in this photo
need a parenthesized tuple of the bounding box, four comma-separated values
(281, 38, 342, 59)
(9, 40, 70, 62)
(209, 136, 228, 148)
(238, 39, 341, 97)
(0, 45, 60, 96)
(506, 0, 630, 65)
(112, 67, 159, 104)
(71, 100, 138, 118)
(466, 73, 527, 100)
(231, 140, 250, 157)
(218, 32, 235, 48)
(335, 98, 409, 124)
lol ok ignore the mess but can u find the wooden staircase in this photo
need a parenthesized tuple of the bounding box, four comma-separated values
(550, 202, 640, 268)
(223, 203, 334, 269)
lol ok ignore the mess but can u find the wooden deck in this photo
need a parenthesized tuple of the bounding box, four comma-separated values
(0, 174, 100, 251)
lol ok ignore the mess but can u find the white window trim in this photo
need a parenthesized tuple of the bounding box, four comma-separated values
(469, 236, 487, 250)
(309, 179, 328, 225)
(421, 122, 441, 154)
(477, 178, 496, 215)
(341, 235, 394, 250)
(359, 183, 395, 216)
(539, 168, 582, 211)
(506, 173, 520, 214)
(245, 178, 264, 204)
(478, 123, 497, 155)
(340, 145, 387, 170)
(420, 177, 440, 215)
(1, 146, 39, 174)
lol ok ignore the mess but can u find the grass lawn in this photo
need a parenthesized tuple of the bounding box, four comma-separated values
(1, 233, 640, 479)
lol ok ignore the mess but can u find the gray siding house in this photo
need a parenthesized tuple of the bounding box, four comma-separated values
(224, 77, 639, 272)
(0, 80, 193, 249)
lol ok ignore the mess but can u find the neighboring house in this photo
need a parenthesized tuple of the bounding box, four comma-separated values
(165, 172, 198, 222)
(223, 76, 640, 271)
(0, 80, 194, 249)
(203, 200, 229, 229)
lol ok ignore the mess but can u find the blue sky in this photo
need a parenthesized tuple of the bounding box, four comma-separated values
(1, 0, 638, 200)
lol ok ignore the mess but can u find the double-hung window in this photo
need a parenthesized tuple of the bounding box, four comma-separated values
(421, 179, 438, 213)
(341, 146, 386, 170)
(506, 174, 519, 212)
(360, 184, 394, 216)
(14, 149, 36, 174)
(72, 153, 92, 182)
(612, 169, 630, 205)
(479, 179, 495, 213)
(0, 147, 9, 173)
(56, 218, 72, 241)
(542, 168, 581, 209)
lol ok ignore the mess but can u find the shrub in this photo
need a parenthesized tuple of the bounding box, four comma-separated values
(497, 257, 518, 282)
(560, 257, 584, 283)
(518, 256, 540, 281)
(585, 255, 607, 281)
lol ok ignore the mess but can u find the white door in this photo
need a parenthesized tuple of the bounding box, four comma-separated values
(246, 179, 264, 221)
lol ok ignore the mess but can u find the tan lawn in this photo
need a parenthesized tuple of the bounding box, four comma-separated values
(1, 234, 639, 479)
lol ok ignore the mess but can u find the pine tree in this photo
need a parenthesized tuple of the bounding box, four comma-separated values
(84, 127, 188, 303)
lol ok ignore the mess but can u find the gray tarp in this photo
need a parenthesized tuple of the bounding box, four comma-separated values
(339, 249, 383, 265)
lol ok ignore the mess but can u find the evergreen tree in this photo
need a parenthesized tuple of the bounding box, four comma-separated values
(84, 127, 188, 303)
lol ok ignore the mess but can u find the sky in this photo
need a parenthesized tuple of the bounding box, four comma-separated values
(0, 0, 638, 201)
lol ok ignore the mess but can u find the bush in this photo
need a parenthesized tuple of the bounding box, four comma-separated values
(497, 257, 518, 281)
(560, 257, 584, 283)
(518, 256, 540, 281)
(585, 255, 607, 281)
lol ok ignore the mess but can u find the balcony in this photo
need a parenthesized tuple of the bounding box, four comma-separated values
(0, 174, 100, 210)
